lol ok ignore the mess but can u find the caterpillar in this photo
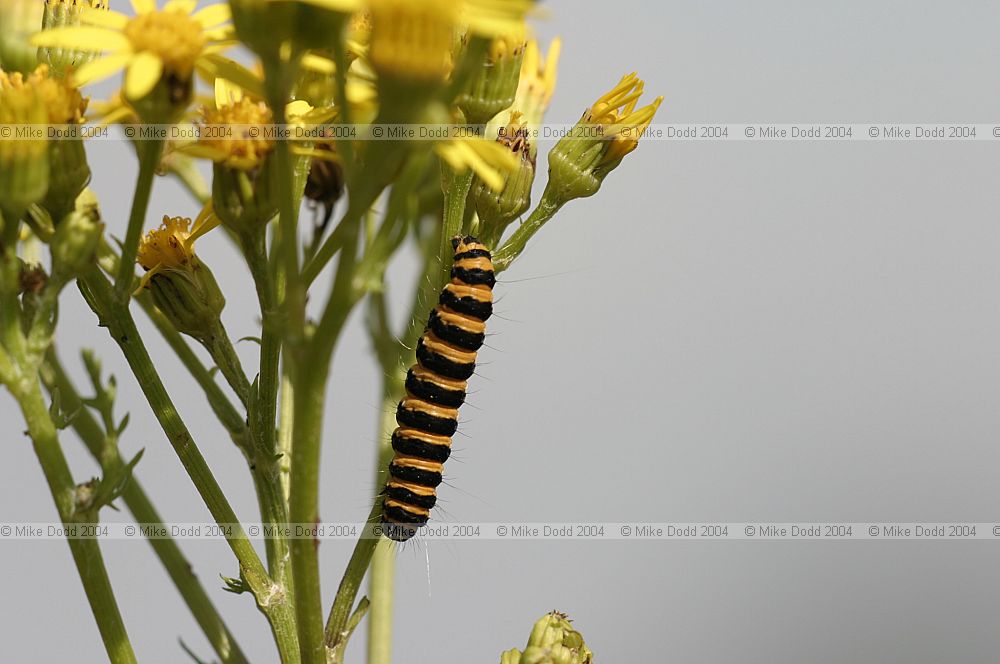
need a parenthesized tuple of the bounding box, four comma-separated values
(380, 235, 495, 542)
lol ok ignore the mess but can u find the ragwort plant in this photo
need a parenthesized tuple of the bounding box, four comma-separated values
(0, 0, 660, 662)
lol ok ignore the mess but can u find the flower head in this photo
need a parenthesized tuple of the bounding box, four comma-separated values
(502, 611, 594, 664)
(38, 0, 110, 76)
(195, 95, 274, 171)
(32, 0, 232, 110)
(369, 0, 532, 87)
(137, 214, 199, 272)
(0, 0, 43, 73)
(369, 0, 459, 84)
(456, 33, 525, 124)
(136, 210, 226, 342)
(545, 72, 662, 204)
(6, 64, 93, 220)
(474, 111, 534, 243)
(0, 68, 50, 211)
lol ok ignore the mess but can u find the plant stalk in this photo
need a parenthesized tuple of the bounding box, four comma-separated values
(41, 350, 250, 664)
(78, 267, 300, 663)
(115, 139, 163, 300)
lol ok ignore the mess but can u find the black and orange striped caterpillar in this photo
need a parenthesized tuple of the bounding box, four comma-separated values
(380, 235, 495, 542)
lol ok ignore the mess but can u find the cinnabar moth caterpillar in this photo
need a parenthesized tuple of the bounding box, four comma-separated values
(381, 235, 495, 541)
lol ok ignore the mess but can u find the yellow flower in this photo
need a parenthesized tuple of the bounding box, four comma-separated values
(0, 0, 43, 73)
(31, 0, 233, 102)
(583, 72, 662, 165)
(0, 68, 50, 210)
(5, 64, 88, 124)
(137, 213, 199, 273)
(544, 72, 662, 204)
(191, 95, 274, 171)
(369, 0, 458, 83)
(368, 0, 532, 83)
(135, 208, 227, 342)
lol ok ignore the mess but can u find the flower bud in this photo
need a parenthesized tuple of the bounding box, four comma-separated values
(136, 215, 226, 343)
(473, 114, 534, 245)
(212, 159, 278, 234)
(185, 95, 278, 233)
(546, 73, 661, 206)
(23, 64, 90, 222)
(369, 0, 458, 98)
(38, 0, 109, 77)
(457, 35, 525, 125)
(517, 612, 593, 664)
(50, 188, 102, 284)
(0, 69, 49, 214)
(0, 0, 42, 74)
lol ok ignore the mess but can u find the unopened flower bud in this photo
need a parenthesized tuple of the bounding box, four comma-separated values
(136, 215, 225, 343)
(517, 612, 593, 664)
(473, 114, 534, 245)
(0, 0, 42, 74)
(457, 35, 525, 125)
(50, 188, 102, 284)
(22, 64, 90, 222)
(38, 0, 109, 76)
(0, 68, 49, 214)
(369, 0, 458, 99)
(546, 73, 661, 206)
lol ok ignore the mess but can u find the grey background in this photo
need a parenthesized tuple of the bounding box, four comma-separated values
(3, 0, 1000, 661)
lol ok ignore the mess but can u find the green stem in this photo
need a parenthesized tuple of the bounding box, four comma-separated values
(365, 391, 400, 664)
(289, 219, 361, 664)
(244, 230, 294, 605)
(77, 268, 300, 663)
(492, 188, 563, 272)
(324, 501, 381, 653)
(367, 539, 395, 664)
(14, 380, 137, 664)
(115, 139, 163, 300)
(440, 168, 474, 283)
(41, 351, 250, 664)
(205, 321, 252, 408)
(139, 300, 249, 442)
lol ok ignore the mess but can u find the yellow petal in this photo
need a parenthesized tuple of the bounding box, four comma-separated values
(79, 8, 129, 29)
(301, 53, 336, 74)
(129, 0, 156, 15)
(124, 51, 164, 100)
(196, 54, 264, 99)
(277, 0, 363, 10)
(213, 76, 243, 107)
(163, 0, 198, 14)
(188, 202, 220, 246)
(202, 27, 236, 41)
(73, 52, 133, 87)
(31, 26, 130, 53)
(202, 40, 239, 55)
(285, 99, 313, 119)
(90, 104, 134, 127)
(191, 3, 232, 28)
(134, 262, 163, 295)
